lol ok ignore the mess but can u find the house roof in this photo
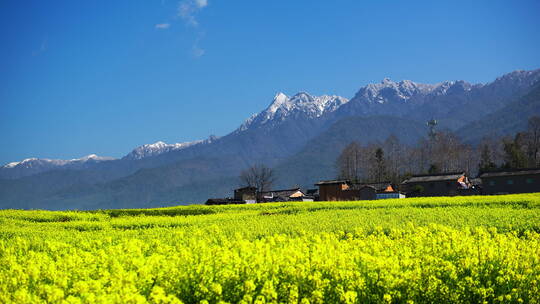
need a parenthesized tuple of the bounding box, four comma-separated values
(235, 186, 257, 191)
(260, 188, 304, 198)
(350, 182, 393, 192)
(402, 172, 466, 184)
(479, 168, 540, 178)
(315, 180, 350, 186)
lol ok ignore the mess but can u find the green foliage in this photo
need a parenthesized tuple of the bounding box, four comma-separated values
(479, 143, 497, 173)
(1, 194, 540, 303)
(503, 134, 529, 169)
(412, 185, 425, 194)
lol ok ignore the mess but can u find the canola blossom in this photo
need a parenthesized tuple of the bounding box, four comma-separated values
(1, 194, 539, 303)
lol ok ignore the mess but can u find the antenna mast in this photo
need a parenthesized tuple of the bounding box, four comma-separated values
(427, 119, 438, 139)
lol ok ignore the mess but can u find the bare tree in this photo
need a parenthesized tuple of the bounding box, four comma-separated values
(383, 135, 407, 183)
(410, 137, 431, 174)
(526, 116, 540, 166)
(337, 142, 363, 182)
(239, 164, 275, 193)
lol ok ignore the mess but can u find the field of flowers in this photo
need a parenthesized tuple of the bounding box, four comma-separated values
(1, 193, 539, 303)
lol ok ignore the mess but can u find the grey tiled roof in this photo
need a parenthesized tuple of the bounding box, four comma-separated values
(260, 188, 303, 198)
(479, 169, 540, 178)
(314, 180, 349, 185)
(402, 172, 465, 183)
(350, 182, 392, 191)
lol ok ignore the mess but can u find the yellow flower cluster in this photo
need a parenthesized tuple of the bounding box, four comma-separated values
(0, 193, 539, 303)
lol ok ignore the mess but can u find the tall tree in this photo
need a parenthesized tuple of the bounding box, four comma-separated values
(373, 147, 387, 182)
(239, 164, 275, 193)
(410, 138, 431, 174)
(478, 143, 497, 173)
(337, 142, 363, 182)
(502, 134, 528, 169)
(383, 135, 405, 184)
(526, 116, 540, 166)
(430, 131, 471, 173)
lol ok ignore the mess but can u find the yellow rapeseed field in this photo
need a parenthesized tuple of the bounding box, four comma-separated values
(1, 194, 539, 303)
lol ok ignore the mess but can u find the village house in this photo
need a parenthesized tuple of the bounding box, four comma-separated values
(305, 188, 320, 201)
(479, 168, 540, 195)
(315, 180, 402, 201)
(205, 186, 314, 205)
(314, 180, 351, 201)
(234, 186, 257, 204)
(259, 188, 314, 202)
(400, 172, 473, 197)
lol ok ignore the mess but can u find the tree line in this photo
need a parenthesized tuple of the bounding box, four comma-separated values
(337, 116, 540, 183)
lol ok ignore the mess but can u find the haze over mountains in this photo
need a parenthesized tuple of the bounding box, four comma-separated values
(1, 69, 539, 210)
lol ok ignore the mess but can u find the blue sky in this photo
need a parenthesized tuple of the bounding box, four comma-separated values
(1, 0, 539, 164)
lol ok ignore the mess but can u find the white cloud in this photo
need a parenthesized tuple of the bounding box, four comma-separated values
(195, 0, 208, 8)
(192, 44, 205, 58)
(178, 0, 208, 27)
(32, 38, 48, 56)
(155, 23, 171, 29)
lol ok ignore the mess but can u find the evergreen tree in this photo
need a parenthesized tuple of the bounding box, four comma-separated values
(503, 134, 528, 169)
(374, 147, 387, 182)
(479, 143, 497, 173)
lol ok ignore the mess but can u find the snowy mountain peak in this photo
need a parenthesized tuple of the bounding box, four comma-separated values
(4, 162, 20, 168)
(273, 92, 288, 101)
(20, 158, 38, 164)
(267, 92, 292, 114)
(73, 154, 115, 162)
(491, 69, 540, 88)
(353, 77, 476, 105)
(382, 77, 392, 84)
(124, 136, 218, 160)
(236, 91, 349, 132)
(1, 154, 115, 172)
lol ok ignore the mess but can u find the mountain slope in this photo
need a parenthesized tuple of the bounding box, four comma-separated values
(458, 81, 540, 143)
(334, 69, 540, 129)
(273, 116, 426, 189)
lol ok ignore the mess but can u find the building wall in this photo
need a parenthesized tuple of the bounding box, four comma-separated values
(319, 184, 349, 201)
(376, 192, 405, 199)
(340, 190, 361, 201)
(403, 181, 460, 197)
(234, 188, 256, 201)
(481, 174, 540, 194)
(358, 187, 376, 200)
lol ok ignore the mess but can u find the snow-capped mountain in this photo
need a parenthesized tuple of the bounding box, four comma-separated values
(0, 154, 115, 179)
(3, 154, 114, 169)
(237, 92, 349, 131)
(123, 136, 219, 160)
(348, 78, 479, 107)
(333, 70, 540, 129)
(355, 78, 437, 104)
(125, 141, 202, 160)
(348, 70, 540, 109)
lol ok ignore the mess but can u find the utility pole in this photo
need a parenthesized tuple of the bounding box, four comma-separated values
(427, 119, 438, 141)
(426, 119, 438, 173)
